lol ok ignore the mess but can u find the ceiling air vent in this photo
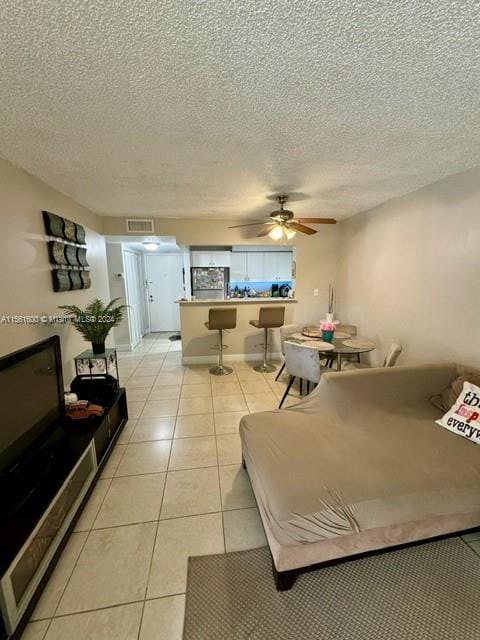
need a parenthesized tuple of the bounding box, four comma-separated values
(126, 219, 155, 233)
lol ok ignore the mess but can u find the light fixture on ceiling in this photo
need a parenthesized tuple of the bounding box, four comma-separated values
(268, 224, 296, 241)
(229, 194, 336, 238)
(142, 241, 160, 251)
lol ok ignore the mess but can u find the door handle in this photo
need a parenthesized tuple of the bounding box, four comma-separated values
(149, 295, 154, 302)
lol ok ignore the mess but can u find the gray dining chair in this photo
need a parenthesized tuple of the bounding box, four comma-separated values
(343, 342, 402, 371)
(275, 322, 317, 381)
(279, 341, 328, 408)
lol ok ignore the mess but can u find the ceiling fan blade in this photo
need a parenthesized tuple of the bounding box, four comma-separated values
(228, 221, 265, 229)
(294, 218, 337, 224)
(256, 224, 277, 238)
(289, 222, 317, 235)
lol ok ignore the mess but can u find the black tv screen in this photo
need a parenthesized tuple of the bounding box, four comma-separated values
(0, 336, 64, 474)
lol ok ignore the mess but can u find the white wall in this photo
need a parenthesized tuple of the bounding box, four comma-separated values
(105, 243, 130, 349)
(336, 167, 480, 368)
(0, 160, 110, 383)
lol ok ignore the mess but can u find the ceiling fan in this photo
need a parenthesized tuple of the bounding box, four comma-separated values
(228, 195, 336, 240)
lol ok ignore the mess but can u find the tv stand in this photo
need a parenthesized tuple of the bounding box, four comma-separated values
(0, 389, 128, 640)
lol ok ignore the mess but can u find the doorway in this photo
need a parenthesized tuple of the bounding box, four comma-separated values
(145, 254, 184, 331)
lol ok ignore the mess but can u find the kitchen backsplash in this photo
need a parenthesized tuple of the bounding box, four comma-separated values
(229, 280, 293, 296)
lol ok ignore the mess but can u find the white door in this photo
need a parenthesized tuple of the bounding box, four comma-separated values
(123, 250, 143, 348)
(146, 254, 184, 332)
(230, 253, 247, 281)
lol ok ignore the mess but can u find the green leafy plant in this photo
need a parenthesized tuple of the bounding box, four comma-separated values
(59, 298, 127, 346)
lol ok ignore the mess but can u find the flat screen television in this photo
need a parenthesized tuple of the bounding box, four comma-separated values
(0, 336, 64, 476)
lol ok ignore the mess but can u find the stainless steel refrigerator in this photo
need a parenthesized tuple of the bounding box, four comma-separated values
(190, 267, 229, 300)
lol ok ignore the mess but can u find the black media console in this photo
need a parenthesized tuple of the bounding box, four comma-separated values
(0, 389, 128, 640)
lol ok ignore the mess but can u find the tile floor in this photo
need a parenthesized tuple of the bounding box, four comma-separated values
(21, 333, 301, 640)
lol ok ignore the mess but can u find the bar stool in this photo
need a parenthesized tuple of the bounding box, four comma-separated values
(205, 307, 237, 375)
(249, 306, 285, 373)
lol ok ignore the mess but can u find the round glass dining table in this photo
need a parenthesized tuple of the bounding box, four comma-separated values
(286, 336, 376, 371)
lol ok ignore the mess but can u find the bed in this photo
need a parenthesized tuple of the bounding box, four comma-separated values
(239, 363, 480, 589)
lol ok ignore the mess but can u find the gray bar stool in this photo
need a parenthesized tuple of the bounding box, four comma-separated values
(249, 306, 285, 373)
(205, 307, 237, 375)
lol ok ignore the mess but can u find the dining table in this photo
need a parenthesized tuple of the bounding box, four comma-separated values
(286, 328, 376, 371)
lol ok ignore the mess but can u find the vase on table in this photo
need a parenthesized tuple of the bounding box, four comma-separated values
(322, 330, 334, 343)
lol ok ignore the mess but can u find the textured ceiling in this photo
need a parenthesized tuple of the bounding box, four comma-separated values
(1, 1, 479, 220)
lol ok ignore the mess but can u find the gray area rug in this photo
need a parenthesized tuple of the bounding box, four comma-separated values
(184, 538, 480, 639)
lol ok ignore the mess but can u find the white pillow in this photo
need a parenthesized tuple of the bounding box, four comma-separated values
(436, 381, 480, 445)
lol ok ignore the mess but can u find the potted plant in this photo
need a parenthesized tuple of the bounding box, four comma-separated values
(320, 321, 336, 343)
(59, 298, 127, 354)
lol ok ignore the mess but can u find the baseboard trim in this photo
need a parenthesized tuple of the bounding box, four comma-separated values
(182, 352, 283, 365)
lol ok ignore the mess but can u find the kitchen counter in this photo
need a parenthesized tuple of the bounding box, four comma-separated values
(178, 297, 296, 363)
(178, 297, 297, 305)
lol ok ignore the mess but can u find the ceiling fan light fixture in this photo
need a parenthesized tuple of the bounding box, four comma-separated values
(268, 225, 284, 240)
(285, 227, 296, 240)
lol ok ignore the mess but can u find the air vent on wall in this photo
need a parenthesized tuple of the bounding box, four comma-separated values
(126, 219, 155, 233)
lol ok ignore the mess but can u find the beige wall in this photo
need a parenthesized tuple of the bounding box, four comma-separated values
(0, 160, 110, 382)
(102, 216, 340, 324)
(336, 167, 480, 368)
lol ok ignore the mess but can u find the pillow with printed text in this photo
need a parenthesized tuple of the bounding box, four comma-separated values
(436, 381, 480, 445)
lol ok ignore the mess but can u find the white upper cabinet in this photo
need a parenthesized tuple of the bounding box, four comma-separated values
(230, 252, 247, 280)
(263, 253, 278, 281)
(194, 249, 293, 281)
(263, 252, 293, 281)
(246, 253, 264, 281)
(277, 252, 293, 280)
(191, 251, 231, 267)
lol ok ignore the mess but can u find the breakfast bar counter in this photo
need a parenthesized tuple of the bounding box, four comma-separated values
(179, 297, 297, 305)
(178, 298, 297, 363)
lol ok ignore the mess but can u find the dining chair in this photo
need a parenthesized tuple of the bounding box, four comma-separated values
(279, 341, 328, 408)
(275, 323, 304, 381)
(343, 342, 402, 371)
(336, 324, 357, 336)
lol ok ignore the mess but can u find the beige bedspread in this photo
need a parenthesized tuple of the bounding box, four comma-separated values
(240, 364, 480, 570)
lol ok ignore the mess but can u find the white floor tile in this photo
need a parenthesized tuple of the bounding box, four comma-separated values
(169, 436, 217, 470)
(219, 464, 256, 511)
(148, 514, 224, 598)
(45, 602, 143, 640)
(223, 507, 267, 552)
(174, 413, 214, 438)
(160, 467, 221, 519)
(139, 595, 185, 640)
(57, 523, 156, 614)
(93, 474, 165, 528)
(115, 441, 171, 476)
(74, 479, 111, 531)
(31, 532, 88, 620)
(130, 417, 175, 442)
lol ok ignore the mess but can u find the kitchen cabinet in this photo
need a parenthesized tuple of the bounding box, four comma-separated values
(263, 252, 293, 281)
(230, 251, 293, 282)
(246, 253, 264, 281)
(191, 251, 231, 267)
(230, 252, 247, 280)
(277, 252, 293, 280)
